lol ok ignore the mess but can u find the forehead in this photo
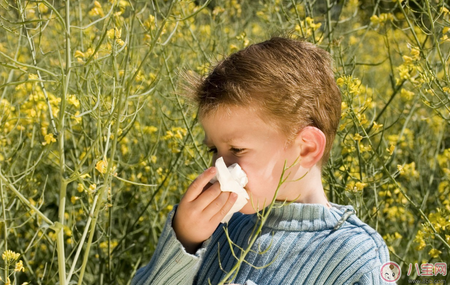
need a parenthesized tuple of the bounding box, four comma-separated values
(200, 105, 284, 144)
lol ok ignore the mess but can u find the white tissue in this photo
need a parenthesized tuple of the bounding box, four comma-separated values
(210, 157, 249, 223)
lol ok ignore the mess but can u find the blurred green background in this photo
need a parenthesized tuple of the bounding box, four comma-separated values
(0, 0, 449, 284)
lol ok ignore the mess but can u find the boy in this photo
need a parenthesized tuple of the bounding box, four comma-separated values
(132, 37, 390, 285)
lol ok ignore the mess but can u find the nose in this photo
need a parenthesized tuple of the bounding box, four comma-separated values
(212, 152, 238, 167)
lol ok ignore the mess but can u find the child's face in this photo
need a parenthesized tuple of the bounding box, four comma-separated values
(201, 105, 300, 214)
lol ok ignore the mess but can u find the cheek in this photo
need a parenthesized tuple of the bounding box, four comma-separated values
(241, 151, 286, 194)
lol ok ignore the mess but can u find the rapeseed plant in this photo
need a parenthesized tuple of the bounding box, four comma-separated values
(0, 0, 449, 283)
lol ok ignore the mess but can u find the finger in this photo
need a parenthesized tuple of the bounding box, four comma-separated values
(202, 191, 231, 218)
(193, 182, 222, 206)
(207, 192, 238, 222)
(184, 167, 217, 202)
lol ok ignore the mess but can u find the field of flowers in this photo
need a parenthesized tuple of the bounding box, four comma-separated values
(0, 0, 449, 284)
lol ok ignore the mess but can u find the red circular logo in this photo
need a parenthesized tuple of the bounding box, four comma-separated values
(380, 262, 401, 282)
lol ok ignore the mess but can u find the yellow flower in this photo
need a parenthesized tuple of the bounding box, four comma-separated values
(107, 28, 122, 39)
(428, 248, 442, 258)
(387, 144, 395, 155)
(42, 133, 56, 145)
(372, 122, 383, 132)
(64, 226, 72, 237)
(116, 39, 125, 46)
(80, 173, 91, 179)
(440, 34, 449, 43)
(2, 250, 20, 262)
(402, 162, 419, 178)
(410, 48, 420, 60)
(72, 111, 82, 124)
(213, 6, 225, 16)
(118, 0, 129, 8)
(143, 126, 158, 134)
(229, 44, 238, 52)
(15, 260, 25, 272)
(402, 55, 414, 65)
(28, 74, 38, 80)
(68, 95, 80, 107)
(305, 17, 321, 30)
(95, 159, 108, 174)
(355, 182, 367, 191)
(397, 164, 404, 175)
(397, 64, 411, 80)
(438, 181, 448, 194)
(345, 181, 366, 192)
(89, 1, 104, 17)
(370, 15, 380, 25)
(336, 77, 345, 86)
(375, 13, 393, 23)
(353, 133, 363, 141)
(400, 88, 414, 100)
(74, 50, 85, 58)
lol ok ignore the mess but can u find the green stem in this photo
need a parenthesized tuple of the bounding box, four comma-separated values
(55, 1, 73, 284)
(218, 162, 290, 285)
(66, 194, 99, 284)
(358, 113, 450, 252)
(0, 25, 22, 102)
(0, 51, 58, 77)
(161, 50, 208, 168)
(325, 0, 333, 53)
(397, 0, 422, 49)
(0, 180, 8, 252)
(17, 0, 58, 135)
(0, 171, 53, 225)
(424, 0, 448, 81)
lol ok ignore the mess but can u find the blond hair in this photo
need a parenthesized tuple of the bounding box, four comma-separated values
(189, 37, 341, 163)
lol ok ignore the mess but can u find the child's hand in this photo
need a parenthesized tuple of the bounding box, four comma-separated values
(173, 167, 238, 254)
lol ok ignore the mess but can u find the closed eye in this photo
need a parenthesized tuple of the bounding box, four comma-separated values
(230, 147, 245, 154)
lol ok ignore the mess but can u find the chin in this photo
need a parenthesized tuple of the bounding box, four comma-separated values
(239, 202, 263, 214)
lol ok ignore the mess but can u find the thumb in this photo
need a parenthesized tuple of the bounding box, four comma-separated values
(184, 167, 217, 202)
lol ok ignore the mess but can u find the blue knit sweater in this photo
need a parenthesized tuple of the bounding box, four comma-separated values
(132, 203, 391, 285)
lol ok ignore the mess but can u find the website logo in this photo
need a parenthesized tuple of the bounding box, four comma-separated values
(380, 261, 401, 282)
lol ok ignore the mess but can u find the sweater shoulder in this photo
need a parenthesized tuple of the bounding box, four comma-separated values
(346, 214, 386, 248)
(330, 204, 386, 246)
(334, 211, 390, 265)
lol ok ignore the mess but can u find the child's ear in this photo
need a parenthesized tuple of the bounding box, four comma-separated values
(295, 126, 326, 168)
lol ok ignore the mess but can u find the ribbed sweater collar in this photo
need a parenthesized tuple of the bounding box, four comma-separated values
(251, 202, 355, 232)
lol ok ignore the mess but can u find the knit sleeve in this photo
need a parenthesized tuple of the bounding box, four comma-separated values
(358, 267, 395, 285)
(354, 239, 394, 285)
(131, 208, 211, 285)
